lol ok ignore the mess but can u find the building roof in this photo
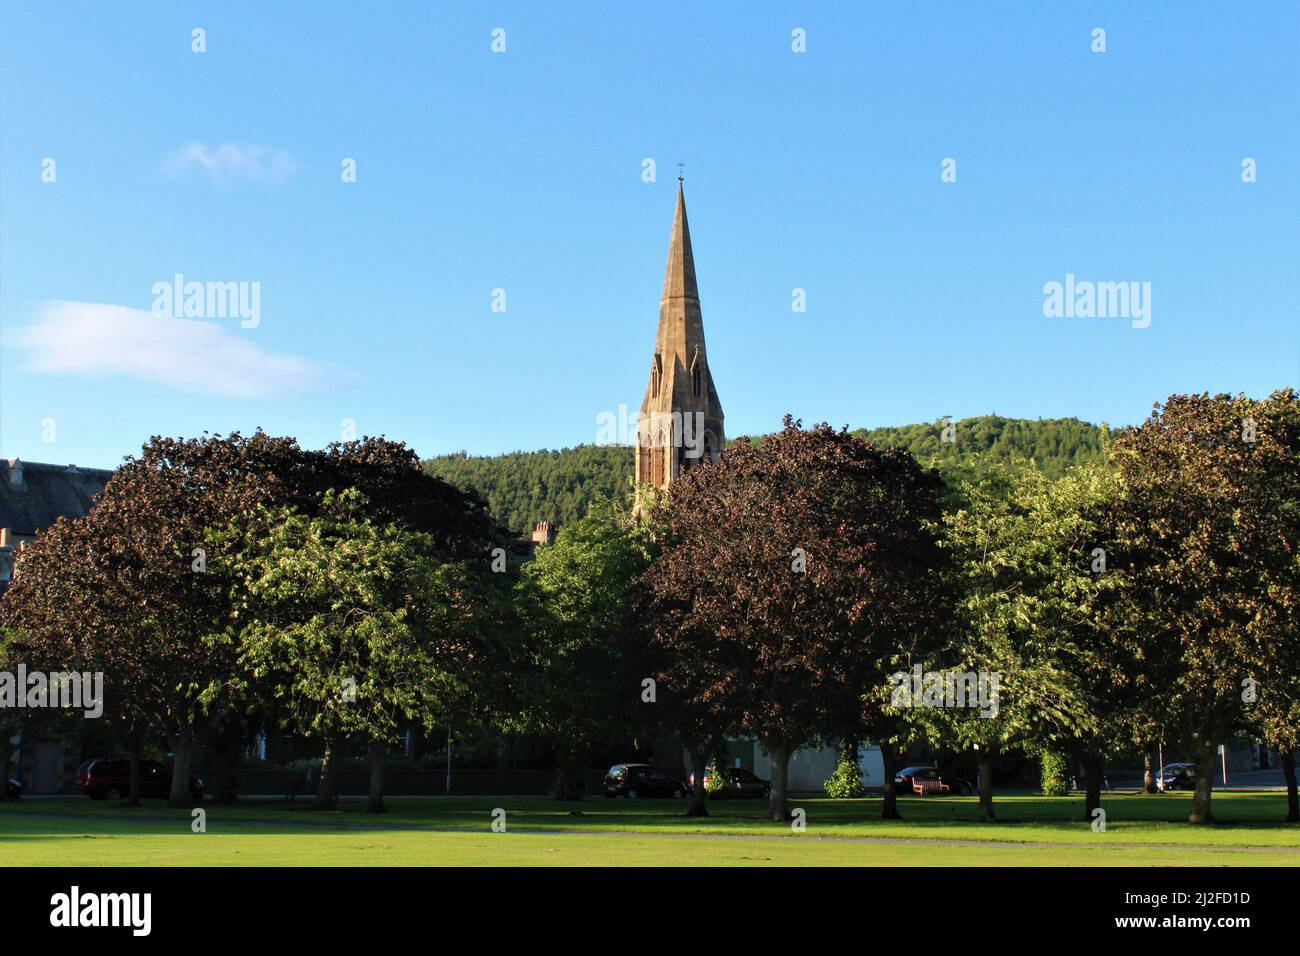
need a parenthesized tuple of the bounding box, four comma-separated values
(0, 459, 114, 536)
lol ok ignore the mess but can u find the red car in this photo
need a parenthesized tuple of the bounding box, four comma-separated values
(76, 758, 204, 801)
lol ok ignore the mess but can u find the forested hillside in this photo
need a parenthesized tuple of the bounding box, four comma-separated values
(423, 416, 1105, 533)
(424, 444, 633, 534)
(851, 415, 1105, 484)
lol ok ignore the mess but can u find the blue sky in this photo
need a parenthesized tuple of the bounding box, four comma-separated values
(1, 1, 1296, 469)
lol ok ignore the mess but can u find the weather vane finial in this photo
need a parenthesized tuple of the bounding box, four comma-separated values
(677, 162, 685, 182)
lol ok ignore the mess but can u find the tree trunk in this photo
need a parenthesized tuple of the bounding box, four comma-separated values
(878, 738, 901, 820)
(1188, 737, 1217, 824)
(1142, 744, 1157, 794)
(127, 727, 142, 807)
(316, 737, 339, 810)
(366, 739, 386, 814)
(266, 720, 284, 765)
(217, 768, 239, 803)
(211, 721, 240, 804)
(1082, 751, 1103, 820)
(977, 751, 996, 822)
(1281, 748, 1298, 823)
(551, 741, 586, 801)
(685, 746, 709, 817)
(0, 725, 13, 801)
(765, 738, 793, 822)
(167, 724, 194, 808)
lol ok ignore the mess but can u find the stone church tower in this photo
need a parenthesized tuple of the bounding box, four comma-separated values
(636, 180, 725, 490)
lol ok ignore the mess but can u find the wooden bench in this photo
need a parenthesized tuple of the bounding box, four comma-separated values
(912, 778, 949, 796)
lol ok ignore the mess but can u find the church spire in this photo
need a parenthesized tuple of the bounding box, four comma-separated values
(636, 181, 726, 492)
(660, 179, 699, 304)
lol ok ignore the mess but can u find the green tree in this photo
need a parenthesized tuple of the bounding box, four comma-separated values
(214, 488, 486, 811)
(518, 501, 649, 799)
(1038, 748, 1073, 797)
(823, 742, 867, 798)
(930, 459, 1116, 821)
(1114, 390, 1300, 823)
(1041, 463, 1145, 820)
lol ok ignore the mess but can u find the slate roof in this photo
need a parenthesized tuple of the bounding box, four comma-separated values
(0, 459, 114, 536)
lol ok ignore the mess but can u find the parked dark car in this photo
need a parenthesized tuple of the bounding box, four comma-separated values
(688, 767, 772, 799)
(76, 758, 204, 801)
(5, 778, 21, 799)
(895, 766, 973, 796)
(1158, 762, 1197, 792)
(604, 763, 689, 799)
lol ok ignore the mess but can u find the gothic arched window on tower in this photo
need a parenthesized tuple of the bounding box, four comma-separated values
(689, 348, 702, 398)
(651, 354, 663, 398)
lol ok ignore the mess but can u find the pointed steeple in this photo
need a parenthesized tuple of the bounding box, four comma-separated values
(660, 180, 699, 304)
(647, 180, 716, 399)
(636, 180, 726, 492)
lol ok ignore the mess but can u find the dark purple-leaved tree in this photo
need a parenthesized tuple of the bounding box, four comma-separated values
(640, 416, 947, 822)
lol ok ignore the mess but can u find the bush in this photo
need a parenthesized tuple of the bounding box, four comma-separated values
(823, 752, 866, 798)
(705, 761, 728, 795)
(550, 761, 587, 801)
(1039, 749, 1073, 796)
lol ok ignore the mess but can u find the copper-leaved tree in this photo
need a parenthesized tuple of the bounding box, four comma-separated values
(1113, 390, 1300, 824)
(641, 416, 947, 822)
(0, 432, 500, 808)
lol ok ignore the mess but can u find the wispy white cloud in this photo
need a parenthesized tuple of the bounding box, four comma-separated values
(7, 301, 342, 399)
(161, 141, 297, 184)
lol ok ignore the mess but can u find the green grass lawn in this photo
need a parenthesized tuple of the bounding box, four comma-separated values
(2, 792, 1297, 866)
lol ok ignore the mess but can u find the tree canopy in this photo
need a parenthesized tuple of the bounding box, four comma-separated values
(1111, 389, 1300, 823)
(638, 416, 948, 821)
